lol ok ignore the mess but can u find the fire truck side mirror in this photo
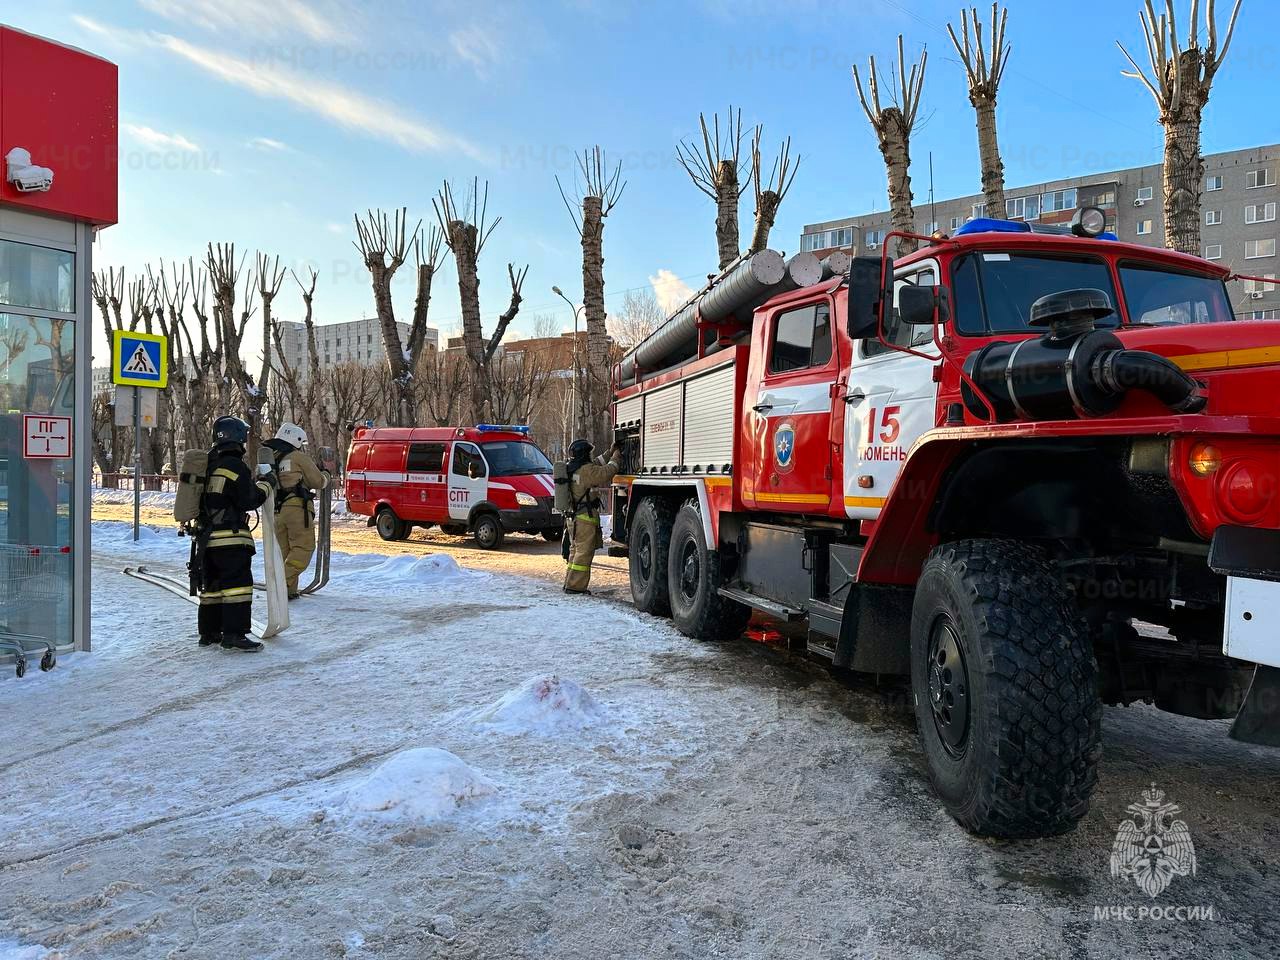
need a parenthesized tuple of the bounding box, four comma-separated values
(898, 284, 941, 326)
(846, 254, 888, 340)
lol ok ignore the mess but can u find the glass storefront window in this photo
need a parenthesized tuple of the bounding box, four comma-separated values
(0, 313, 75, 649)
(0, 238, 74, 313)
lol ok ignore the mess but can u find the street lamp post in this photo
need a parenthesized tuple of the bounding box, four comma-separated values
(552, 286, 585, 445)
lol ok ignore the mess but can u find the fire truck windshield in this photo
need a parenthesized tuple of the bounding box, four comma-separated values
(481, 440, 553, 476)
(1117, 262, 1235, 325)
(953, 251, 1236, 335)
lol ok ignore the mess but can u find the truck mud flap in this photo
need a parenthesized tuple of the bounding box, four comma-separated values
(1230, 665, 1280, 747)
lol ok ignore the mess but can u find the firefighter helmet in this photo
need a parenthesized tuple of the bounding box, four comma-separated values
(568, 438, 593, 460)
(275, 422, 308, 448)
(212, 415, 249, 449)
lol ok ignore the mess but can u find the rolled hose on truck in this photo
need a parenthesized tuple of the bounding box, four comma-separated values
(961, 287, 1206, 421)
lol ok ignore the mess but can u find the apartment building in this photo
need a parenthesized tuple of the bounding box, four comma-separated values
(800, 143, 1280, 317)
(274, 317, 438, 374)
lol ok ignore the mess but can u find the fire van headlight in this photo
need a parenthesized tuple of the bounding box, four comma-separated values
(515, 492, 539, 507)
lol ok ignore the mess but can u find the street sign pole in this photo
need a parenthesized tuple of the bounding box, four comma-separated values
(133, 385, 141, 541)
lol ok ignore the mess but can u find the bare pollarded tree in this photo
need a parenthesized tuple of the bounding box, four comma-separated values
(852, 37, 928, 254)
(1117, 0, 1243, 254)
(269, 267, 323, 447)
(353, 208, 446, 426)
(433, 179, 529, 424)
(677, 107, 752, 270)
(947, 4, 1011, 217)
(557, 146, 626, 447)
(749, 127, 800, 253)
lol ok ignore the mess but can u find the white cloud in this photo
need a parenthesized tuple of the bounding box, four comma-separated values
(649, 269, 694, 314)
(123, 123, 201, 152)
(448, 26, 500, 77)
(325, 222, 344, 234)
(73, 17, 483, 160)
(248, 136, 289, 151)
(137, 0, 353, 43)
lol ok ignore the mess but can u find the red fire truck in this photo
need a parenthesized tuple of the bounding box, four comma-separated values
(345, 424, 563, 549)
(611, 211, 1280, 838)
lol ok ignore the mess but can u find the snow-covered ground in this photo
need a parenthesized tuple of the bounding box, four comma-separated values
(1, 518, 1278, 958)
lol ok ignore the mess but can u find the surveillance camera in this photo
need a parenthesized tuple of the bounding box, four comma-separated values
(5, 147, 53, 194)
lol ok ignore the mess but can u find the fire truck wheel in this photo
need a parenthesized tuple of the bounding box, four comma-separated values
(473, 513, 505, 550)
(910, 539, 1102, 839)
(375, 507, 409, 542)
(668, 501, 750, 642)
(629, 497, 674, 616)
(441, 523, 468, 537)
(541, 528, 564, 543)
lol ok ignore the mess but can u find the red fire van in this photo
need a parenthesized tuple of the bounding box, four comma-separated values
(344, 424, 563, 549)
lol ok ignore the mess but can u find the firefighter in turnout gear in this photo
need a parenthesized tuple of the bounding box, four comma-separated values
(197, 416, 273, 652)
(563, 438, 620, 594)
(263, 423, 330, 599)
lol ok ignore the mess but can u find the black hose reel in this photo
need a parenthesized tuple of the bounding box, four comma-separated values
(962, 288, 1206, 422)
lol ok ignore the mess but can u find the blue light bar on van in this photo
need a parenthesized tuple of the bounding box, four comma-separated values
(954, 218, 1032, 236)
(476, 423, 530, 434)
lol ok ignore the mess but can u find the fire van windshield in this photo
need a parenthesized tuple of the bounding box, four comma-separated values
(481, 440, 553, 477)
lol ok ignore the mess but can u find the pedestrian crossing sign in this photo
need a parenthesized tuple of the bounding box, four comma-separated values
(111, 329, 168, 388)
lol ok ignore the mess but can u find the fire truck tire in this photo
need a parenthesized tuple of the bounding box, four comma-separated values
(668, 501, 750, 642)
(629, 496, 674, 616)
(473, 512, 505, 550)
(910, 539, 1102, 839)
(375, 507, 410, 542)
(441, 523, 468, 537)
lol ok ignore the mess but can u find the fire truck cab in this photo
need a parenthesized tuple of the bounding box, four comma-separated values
(345, 424, 562, 549)
(612, 212, 1280, 838)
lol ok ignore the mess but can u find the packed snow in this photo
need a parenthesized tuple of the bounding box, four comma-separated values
(472, 674, 608, 735)
(345, 747, 496, 824)
(1, 516, 1278, 958)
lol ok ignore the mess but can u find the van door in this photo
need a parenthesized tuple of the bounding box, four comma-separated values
(844, 261, 941, 520)
(345, 442, 369, 504)
(447, 441, 488, 522)
(742, 299, 839, 512)
(366, 441, 407, 511)
(406, 440, 448, 522)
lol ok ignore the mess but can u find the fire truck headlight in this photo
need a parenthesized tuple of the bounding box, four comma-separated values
(516, 492, 538, 507)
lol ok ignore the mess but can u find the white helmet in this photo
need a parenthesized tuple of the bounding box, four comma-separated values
(275, 422, 308, 448)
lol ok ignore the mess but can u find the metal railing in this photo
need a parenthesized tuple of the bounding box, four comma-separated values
(94, 472, 180, 492)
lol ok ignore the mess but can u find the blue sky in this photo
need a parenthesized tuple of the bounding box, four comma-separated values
(7, 0, 1271, 358)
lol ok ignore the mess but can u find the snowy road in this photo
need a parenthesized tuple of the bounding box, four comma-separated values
(1, 519, 1278, 958)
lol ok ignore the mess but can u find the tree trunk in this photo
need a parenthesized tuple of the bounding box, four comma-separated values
(580, 195, 610, 448)
(750, 190, 781, 253)
(450, 220, 487, 423)
(714, 159, 740, 270)
(1163, 108, 1205, 255)
(973, 93, 1006, 216)
(878, 108, 917, 255)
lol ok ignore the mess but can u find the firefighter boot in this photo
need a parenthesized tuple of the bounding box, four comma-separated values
(221, 633, 265, 653)
(198, 634, 220, 647)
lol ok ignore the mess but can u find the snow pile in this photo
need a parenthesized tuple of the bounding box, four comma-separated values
(345, 748, 495, 823)
(92, 486, 177, 508)
(0, 941, 61, 960)
(474, 675, 608, 735)
(335, 553, 473, 585)
(92, 519, 189, 559)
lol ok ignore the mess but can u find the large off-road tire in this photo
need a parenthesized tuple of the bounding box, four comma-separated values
(910, 539, 1102, 839)
(668, 500, 750, 642)
(629, 497, 674, 616)
(375, 507, 409, 542)
(472, 512, 505, 550)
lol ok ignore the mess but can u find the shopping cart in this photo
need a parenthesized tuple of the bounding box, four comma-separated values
(0, 544, 66, 677)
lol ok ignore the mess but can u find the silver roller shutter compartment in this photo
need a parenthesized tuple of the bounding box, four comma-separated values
(642, 384, 682, 473)
(616, 395, 642, 427)
(682, 364, 735, 473)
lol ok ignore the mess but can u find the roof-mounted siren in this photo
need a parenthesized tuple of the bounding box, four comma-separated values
(476, 423, 531, 435)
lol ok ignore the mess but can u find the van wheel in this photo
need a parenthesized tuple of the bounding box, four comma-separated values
(629, 497, 673, 616)
(375, 507, 408, 542)
(473, 513, 504, 550)
(668, 500, 749, 642)
(910, 539, 1102, 838)
(441, 523, 467, 537)
(541, 528, 564, 543)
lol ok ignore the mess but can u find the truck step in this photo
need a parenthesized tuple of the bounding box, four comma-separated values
(718, 586, 804, 621)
